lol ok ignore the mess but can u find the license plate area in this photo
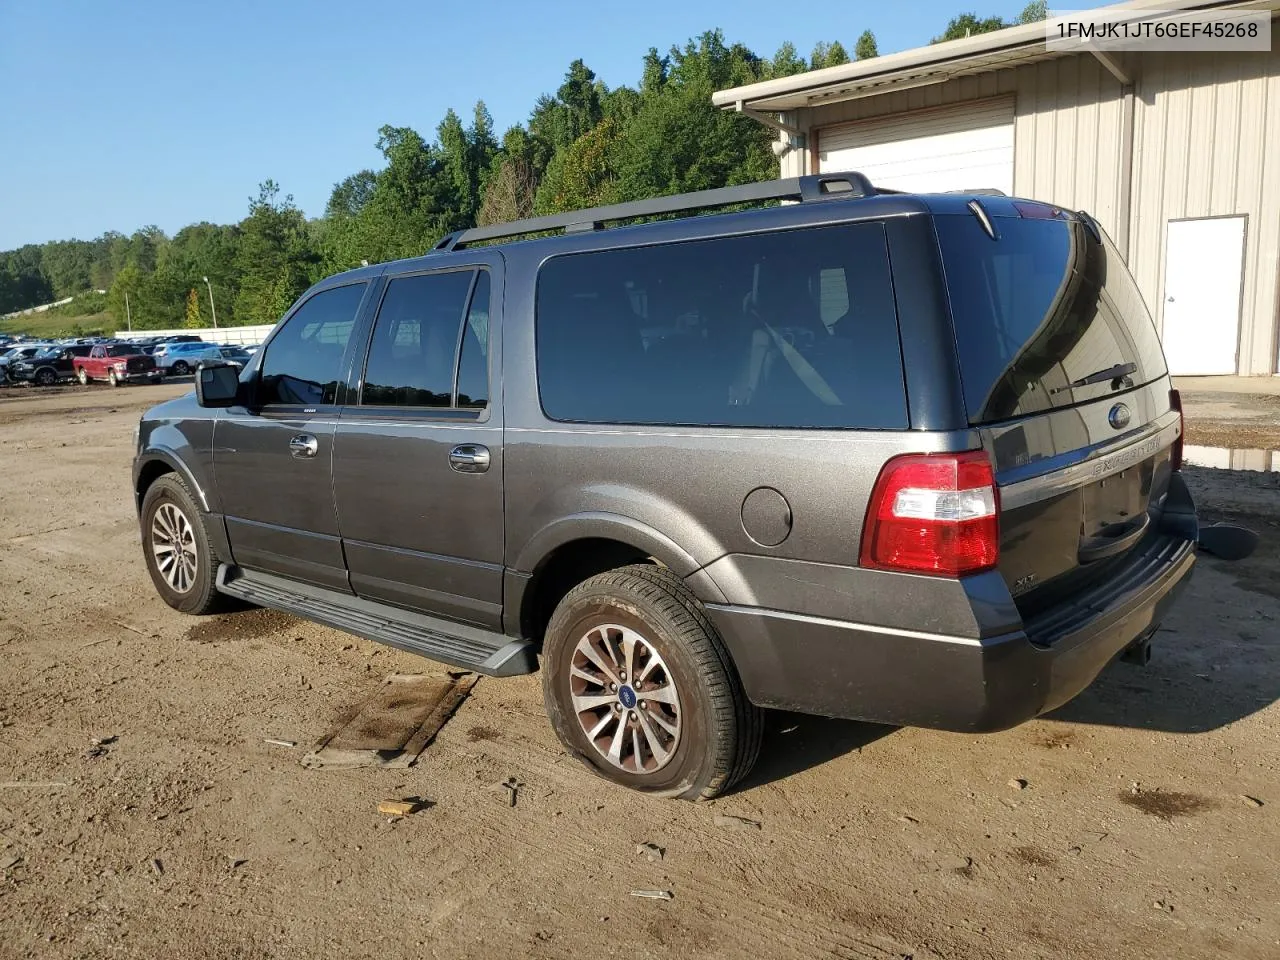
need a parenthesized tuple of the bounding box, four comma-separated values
(1080, 460, 1153, 539)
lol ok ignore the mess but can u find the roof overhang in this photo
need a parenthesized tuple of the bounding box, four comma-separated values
(714, 0, 1280, 114)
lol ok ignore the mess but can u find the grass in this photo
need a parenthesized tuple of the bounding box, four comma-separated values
(0, 311, 115, 340)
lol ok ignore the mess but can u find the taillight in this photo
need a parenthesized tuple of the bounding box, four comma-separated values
(860, 451, 1000, 577)
(1169, 388, 1184, 471)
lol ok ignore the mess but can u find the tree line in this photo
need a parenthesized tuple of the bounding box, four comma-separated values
(1, 13, 1043, 331)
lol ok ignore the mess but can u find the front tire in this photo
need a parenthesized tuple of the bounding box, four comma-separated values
(77, 367, 89, 385)
(171, 360, 190, 376)
(140, 474, 227, 615)
(542, 565, 763, 800)
(35, 368, 56, 386)
(108, 368, 120, 387)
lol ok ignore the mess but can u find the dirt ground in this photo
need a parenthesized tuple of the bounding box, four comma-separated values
(1, 382, 1277, 960)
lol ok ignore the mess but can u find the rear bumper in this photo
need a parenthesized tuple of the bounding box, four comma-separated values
(705, 531, 1196, 733)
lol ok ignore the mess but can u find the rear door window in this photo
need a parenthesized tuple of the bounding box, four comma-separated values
(935, 214, 1167, 424)
(535, 223, 907, 429)
(360, 268, 490, 411)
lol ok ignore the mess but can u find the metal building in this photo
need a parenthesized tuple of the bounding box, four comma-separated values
(713, 1, 1280, 376)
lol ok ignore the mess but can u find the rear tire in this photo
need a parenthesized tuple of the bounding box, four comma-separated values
(140, 474, 228, 615)
(77, 367, 89, 385)
(542, 564, 763, 800)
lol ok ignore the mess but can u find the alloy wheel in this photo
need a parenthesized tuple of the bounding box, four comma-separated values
(150, 502, 198, 593)
(569, 623, 682, 774)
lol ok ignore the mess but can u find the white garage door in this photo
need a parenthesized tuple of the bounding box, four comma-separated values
(818, 98, 1015, 195)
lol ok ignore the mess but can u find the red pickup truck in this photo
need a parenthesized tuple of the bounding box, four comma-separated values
(74, 344, 162, 386)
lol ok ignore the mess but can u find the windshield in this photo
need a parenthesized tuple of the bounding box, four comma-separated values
(106, 345, 137, 357)
(936, 214, 1167, 425)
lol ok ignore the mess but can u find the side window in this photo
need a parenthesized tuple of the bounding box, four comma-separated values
(360, 270, 476, 409)
(258, 283, 367, 406)
(535, 223, 907, 429)
(455, 271, 490, 409)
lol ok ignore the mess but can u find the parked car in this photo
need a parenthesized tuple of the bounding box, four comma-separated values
(217, 346, 252, 368)
(133, 173, 1208, 800)
(75, 343, 161, 386)
(153, 341, 225, 375)
(8, 344, 94, 385)
(0, 344, 54, 379)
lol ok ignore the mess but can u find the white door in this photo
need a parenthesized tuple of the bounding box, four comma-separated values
(1162, 217, 1245, 376)
(818, 99, 1014, 195)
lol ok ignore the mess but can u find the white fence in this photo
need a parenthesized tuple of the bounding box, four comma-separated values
(113, 324, 276, 346)
(2, 290, 108, 319)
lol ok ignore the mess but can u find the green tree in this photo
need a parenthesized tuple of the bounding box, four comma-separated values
(641, 48, 668, 94)
(134, 261, 187, 327)
(855, 30, 879, 60)
(810, 41, 850, 70)
(106, 264, 142, 327)
(933, 13, 1008, 42)
(767, 41, 807, 79)
(41, 240, 94, 298)
(233, 181, 317, 325)
(535, 118, 623, 214)
(184, 287, 203, 328)
(611, 31, 774, 205)
(530, 60, 605, 152)
(325, 170, 378, 220)
(1018, 1, 1047, 23)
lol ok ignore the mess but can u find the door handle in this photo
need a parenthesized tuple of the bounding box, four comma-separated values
(449, 444, 490, 474)
(289, 434, 319, 459)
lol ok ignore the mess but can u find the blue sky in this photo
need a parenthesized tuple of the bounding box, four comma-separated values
(0, 0, 1029, 249)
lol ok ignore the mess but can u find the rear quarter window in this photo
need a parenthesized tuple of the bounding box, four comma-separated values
(534, 223, 908, 430)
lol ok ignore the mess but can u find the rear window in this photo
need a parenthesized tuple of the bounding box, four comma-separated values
(936, 214, 1166, 425)
(535, 223, 907, 429)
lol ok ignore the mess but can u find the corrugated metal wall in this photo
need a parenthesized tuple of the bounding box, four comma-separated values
(802, 24, 1280, 374)
(1130, 22, 1280, 375)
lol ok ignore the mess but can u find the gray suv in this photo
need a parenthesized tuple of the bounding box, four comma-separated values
(133, 173, 1198, 799)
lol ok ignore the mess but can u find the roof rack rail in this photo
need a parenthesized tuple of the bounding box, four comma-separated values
(942, 187, 1007, 196)
(432, 172, 877, 252)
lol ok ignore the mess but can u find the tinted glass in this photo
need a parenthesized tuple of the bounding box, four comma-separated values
(936, 215, 1167, 425)
(456, 271, 490, 409)
(259, 283, 366, 406)
(107, 345, 136, 357)
(361, 271, 474, 407)
(535, 223, 907, 429)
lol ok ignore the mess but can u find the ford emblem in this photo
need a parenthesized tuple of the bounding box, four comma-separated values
(1108, 403, 1131, 430)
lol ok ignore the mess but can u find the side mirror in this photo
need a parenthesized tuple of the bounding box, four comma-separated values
(195, 362, 241, 408)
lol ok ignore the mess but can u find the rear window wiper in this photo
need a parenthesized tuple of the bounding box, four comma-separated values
(1050, 362, 1137, 395)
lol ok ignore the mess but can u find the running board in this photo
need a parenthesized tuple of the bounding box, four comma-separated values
(215, 565, 536, 677)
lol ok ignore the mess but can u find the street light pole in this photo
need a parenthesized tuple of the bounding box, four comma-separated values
(202, 276, 218, 329)
(124, 291, 132, 332)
